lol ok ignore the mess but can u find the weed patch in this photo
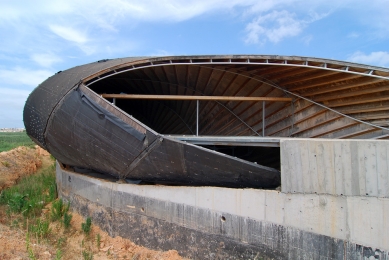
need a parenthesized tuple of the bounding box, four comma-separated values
(1, 161, 10, 167)
(26, 233, 37, 260)
(82, 217, 92, 235)
(96, 233, 101, 249)
(82, 249, 93, 260)
(51, 199, 69, 221)
(28, 218, 51, 241)
(0, 162, 56, 217)
(55, 249, 63, 260)
(63, 212, 72, 229)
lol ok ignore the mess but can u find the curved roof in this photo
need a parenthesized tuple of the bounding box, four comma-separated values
(25, 55, 389, 150)
(23, 55, 389, 187)
(84, 55, 389, 139)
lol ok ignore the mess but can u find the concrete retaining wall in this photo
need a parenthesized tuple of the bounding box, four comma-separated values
(57, 163, 389, 259)
(281, 139, 389, 197)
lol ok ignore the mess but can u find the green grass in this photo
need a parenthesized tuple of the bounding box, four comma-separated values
(28, 218, 51, 241)
(63, 212, 72, 229)
(0, 131, 35, 152)
(82, 250, 93, 260)
(81, 217, 92, 235)
(0, 162, 56, 217)
(51, 199, 67, 221)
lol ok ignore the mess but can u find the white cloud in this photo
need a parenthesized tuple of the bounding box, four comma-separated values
(31, 53, 62, 68)
(302, 35, 313, 46)
(0, 67, 53, 86)
(245, 10, 305, 44)
(49, 25, 89, 44)
(347, 32, 359, 38)
(348, 51, 389, 68)
(48, 24, 96, 55)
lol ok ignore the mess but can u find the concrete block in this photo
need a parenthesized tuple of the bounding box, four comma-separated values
(377, 142, 389, 197)
(264, 191, 285, 225)
(212, 187, 239, 215)
(281, 139, 389, 198)
(300, 141, 312, 193)
(239, 189, 266, 221)
(364, 142, 378, 197)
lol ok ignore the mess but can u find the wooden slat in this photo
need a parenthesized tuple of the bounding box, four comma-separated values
(338, 105, 389, 114)
(278, 70, 340, 86)
(324, 96, 389, 108)
(337, 128, 377, 139)
(302, 77, 385, 96)
(313, 85, 389, 102)
(287, 74, 362, 91)
(101, 94, 292, 102)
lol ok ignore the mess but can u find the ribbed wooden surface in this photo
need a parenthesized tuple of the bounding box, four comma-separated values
(86, 56, 389, 139)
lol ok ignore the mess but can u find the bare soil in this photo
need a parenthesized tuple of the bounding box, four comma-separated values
(0, 146, 186, 260)
(0, 145, 47, 191)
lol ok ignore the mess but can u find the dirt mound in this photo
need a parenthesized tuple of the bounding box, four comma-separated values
(0, 208, 185, 260)
(61, 212, 184, 259)
(0, 145, 50, 191)
(0, 145, 187, 259)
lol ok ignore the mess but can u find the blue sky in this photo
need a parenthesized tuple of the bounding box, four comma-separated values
(1, 0, 389, 128)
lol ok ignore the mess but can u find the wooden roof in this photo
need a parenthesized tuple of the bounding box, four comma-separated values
(83, 55, 389, 139)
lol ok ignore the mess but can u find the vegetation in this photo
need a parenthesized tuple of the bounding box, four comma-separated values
(55, 249, 63, 260)
(0, 162, 56, 217)
(0, 158, 96, 259)
(29, 218, 51, 241)
(82, 250, 94, 260)
(0, 134, 170, 260)
(51, 198, 70, 221)
(26, 233, 37, 260)
(0, 131, 35, 152)
(63, 212, 72, 229)
(96, 233, 101, 249)
(82, 217, 92, 235)
(1, 161, 10, 167)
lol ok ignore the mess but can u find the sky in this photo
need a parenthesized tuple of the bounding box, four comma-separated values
(1, 0, 389, 128)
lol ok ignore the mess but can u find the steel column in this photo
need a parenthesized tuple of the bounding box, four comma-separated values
(262, 101, 265, 137)
(196, 100, 199, 136)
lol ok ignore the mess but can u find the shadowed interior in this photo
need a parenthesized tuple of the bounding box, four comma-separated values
(87, 59, 389, 139)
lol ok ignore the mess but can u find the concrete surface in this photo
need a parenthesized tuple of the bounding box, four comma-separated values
(57, 162, 389, 259)
(281, 139, 389, 197)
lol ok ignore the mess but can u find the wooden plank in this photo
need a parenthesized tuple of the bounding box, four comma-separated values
(324, 95, 389, 108)
(287, 74, 362, 91)
(336, 128, 377, 139)
(101, 94, 292, 102)
(279, 70, 340, 86)
(313, 85, 389, 102)
(338, 105, 389, 114)
(302, 77, 384, 96)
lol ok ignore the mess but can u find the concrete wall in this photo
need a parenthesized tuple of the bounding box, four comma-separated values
(57, 164, 389, 259)
(281, 139, 389, 197)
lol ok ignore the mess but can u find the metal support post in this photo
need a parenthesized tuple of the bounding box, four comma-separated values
(113, 98, 116, 105)
(262, 101, 265, 137)
(196, 100, 199, 136)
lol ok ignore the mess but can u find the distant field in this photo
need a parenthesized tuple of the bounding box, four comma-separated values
(0, 132, 35, 152)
